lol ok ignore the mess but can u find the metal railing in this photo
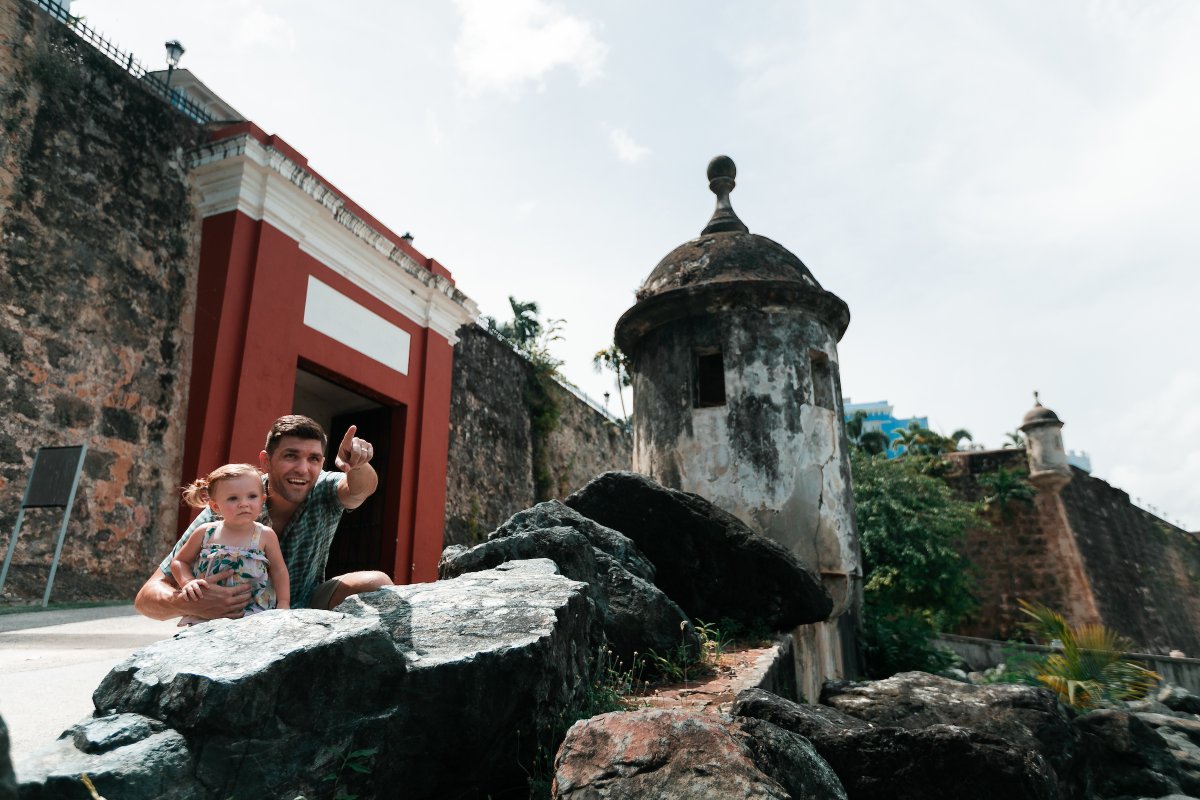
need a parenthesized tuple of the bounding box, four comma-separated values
(26, 0, 213, 124)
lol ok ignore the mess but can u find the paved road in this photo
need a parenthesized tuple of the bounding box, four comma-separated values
(0, 605, 179, 770)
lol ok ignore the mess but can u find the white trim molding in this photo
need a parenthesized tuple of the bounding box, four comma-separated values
(189, 135, 478, 344)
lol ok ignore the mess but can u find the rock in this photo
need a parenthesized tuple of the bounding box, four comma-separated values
(734, 688, 1059, 800)
(552, 708, 847, 799)
(440, 523, 697, 666)
(1159, 686, 1200, 716)
(17, 717, 198, 800)
(21, 560, 595, 799)
(821, 671, 1078, 793)
(1075, 709, 1186, 799)
(564, 471, 833, 628)
(0, 713, 16, 800)
(488, 500, 657, 581)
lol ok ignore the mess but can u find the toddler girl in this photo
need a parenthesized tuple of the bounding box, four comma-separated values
(171, 463, 290, 626)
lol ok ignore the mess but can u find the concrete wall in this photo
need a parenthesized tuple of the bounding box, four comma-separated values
(443, 325, 631, 547)
(939, 633, 1200, 695)
(0, 0, 205, 602)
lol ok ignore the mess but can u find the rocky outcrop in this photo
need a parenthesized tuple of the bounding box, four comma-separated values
(440, 501, 697, 664)
(18, 560, 594, 799)
(734, 687, 1059, 800)
(0, 713, 15, 800)
(821, 671, 1078, 794)
(552, 708, 847, 799)
(1074, 710, 1193, 800)
(565, 471, 833, 628)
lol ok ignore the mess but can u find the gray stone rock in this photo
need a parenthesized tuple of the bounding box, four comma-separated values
(17, 721, 198, 800)
(1075, 709, 1186, 799)
(441, 523, 697, 665)
(565, 471, 833, 629)
(821, 671, 1079, 795)
(734, 688, 1059, 800)
(552, 708, 847, 800)
(1159, 686, 1200, 716)
(488, 500, 657, 582)
(20, 560, 595, 799)
(0, 713, 16, 800)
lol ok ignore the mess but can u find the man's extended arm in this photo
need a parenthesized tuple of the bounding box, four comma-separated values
(334, 424, 379, 510)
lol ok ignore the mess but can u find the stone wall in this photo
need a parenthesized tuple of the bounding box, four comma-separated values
(0, 0, 205, 602)
(945, 449, 1200, 655)
(443, 324, 631, 547)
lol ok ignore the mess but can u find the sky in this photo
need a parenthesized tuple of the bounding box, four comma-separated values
(71, 0, 1200, 530)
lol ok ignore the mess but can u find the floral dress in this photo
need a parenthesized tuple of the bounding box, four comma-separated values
(178, 522, 277, 626)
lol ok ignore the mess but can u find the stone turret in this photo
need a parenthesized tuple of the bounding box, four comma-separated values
(1019, 392, 1073, 492)
(615, 157, 860, 684)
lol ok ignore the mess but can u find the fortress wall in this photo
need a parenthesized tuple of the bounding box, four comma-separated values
(0, 0, 206, 602)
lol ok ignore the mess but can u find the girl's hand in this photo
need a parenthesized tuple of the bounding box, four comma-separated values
(182, 579, 209, 602)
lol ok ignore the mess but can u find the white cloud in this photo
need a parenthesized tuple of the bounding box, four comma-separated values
(452, 0, 607, 96)
(608, 127, 650, 164)
(234, 7, 297, 50)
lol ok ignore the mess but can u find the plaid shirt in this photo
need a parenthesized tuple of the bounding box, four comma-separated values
(159, 471, 346, 608)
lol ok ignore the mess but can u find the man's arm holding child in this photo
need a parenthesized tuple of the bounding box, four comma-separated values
(135, 521, 251, 621)
(261, 527, 290, 610)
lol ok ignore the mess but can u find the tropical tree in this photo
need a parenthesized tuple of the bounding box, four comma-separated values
(890, 421, 972, 457)
(485, 296, 564, 372)
(1018, 600, 1160, 709)
(851, 450, 980, 677)
(1003, 430, 1026, 449)
(593, 343, 631, 420)
(846, 411, 890, 456)
(978, 466, 1036, 522)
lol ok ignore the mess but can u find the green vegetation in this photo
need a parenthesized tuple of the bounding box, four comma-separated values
(890, 420, 973, 457)
(978, 466, 1036, 521)
(644, 619, 729, 684)
(485, 297, 565, 500)
(317, 743, 379, 800)
(592, 343, 631, 422)
(851, 449, 980, 678)
(1014, 600, 1160, 709)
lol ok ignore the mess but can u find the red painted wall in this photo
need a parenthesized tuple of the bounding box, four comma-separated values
(181, 209, 455, 585)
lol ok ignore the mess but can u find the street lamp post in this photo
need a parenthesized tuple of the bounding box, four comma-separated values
(164, 39, 185, 88)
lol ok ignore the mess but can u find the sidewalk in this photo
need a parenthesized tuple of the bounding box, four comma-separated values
(0, 605, 179, 770)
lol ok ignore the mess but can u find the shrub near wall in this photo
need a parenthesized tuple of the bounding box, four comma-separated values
(443, 325, 631, 547)
(0, 0, 205, 601)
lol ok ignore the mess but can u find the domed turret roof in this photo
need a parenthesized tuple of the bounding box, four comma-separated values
(616, 156, 849, 352)
(1020, 392, 1063, 429)
(636, 156, 823, 301)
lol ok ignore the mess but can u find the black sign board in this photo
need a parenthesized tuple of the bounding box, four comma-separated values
(23, 446, 87, 509)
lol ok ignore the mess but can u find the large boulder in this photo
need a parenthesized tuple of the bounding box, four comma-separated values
(564, 471, 832, 628)
(1133, 712, 1200, 795)
(19, 560, 595, 800)
(552, 708, 847, 799)
(1074, 710, 1188, 799)
(488, 500, 657, 581)
(0, 713, 16, 800)
(821, 671, 1078, 794)
(735, 687, 1059, 799)
(441, 518, 697, 665)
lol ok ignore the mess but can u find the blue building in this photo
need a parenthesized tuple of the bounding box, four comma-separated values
(843, 399, 928, 459)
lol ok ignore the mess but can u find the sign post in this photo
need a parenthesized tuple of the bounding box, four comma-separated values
(0, 444, 87, 607)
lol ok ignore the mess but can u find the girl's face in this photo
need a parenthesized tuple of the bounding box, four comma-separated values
(208, 474, 264, 522)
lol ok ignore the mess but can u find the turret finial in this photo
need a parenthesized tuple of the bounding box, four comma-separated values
(702, 155, 749, 235)
(1033, 390, 1041, 406)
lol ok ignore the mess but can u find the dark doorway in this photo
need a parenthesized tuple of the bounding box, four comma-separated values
(324, 406, 392, 577)
(292, 367, 398, 579)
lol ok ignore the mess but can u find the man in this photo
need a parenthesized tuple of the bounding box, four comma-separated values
(134, 414, 392, 620)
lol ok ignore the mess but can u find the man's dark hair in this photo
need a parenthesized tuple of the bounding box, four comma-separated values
(265, 414, 328, 455)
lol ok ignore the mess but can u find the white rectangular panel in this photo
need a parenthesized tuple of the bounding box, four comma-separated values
(303, 275, 410, 375)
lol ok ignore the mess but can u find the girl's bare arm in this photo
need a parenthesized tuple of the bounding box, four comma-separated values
(261, 528, 291, 610)
(168, 524, 211, 590)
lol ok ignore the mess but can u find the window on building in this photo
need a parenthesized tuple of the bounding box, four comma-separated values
(694, 350, 726, 408)
(810, 350, 834, 410)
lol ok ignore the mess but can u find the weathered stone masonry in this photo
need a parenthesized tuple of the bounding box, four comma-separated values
(443, 324, 631, 547)
(0, 0, 205, 600)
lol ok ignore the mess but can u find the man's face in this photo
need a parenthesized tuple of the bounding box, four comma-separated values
(260, 436, 325, 505)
